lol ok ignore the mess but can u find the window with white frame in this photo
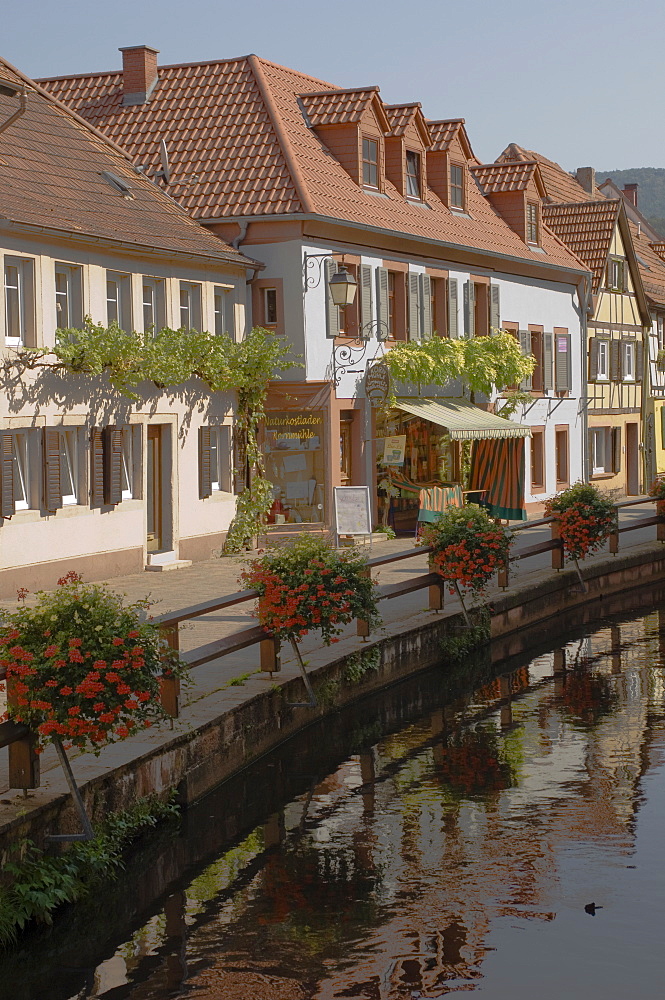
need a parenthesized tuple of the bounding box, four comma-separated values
(607, 258, 624, 291)
(622, 340, 635, 381)
(12, 433, 30, 511)
(106, 271, 132, 330)
(214, 286, 233, 337)
(180, 282, 202, 332)
(142, 277, 166, 333)
(263, 287, 277, 326)
(55, 264, 83, 330)
(209, 426, 232, 492)
(59, 430, 79, 505)
(121, 429, 134, 500)
(4, 257, 34, 346)
(597, 338, 609, 380)
(658, 315, 665, 351)
(591, 427, 610, 475)
(405, 150, 421, 199)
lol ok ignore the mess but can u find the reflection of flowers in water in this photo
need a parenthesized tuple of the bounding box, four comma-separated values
(560, 671, 618, 727)
(436, 728, 516, 795)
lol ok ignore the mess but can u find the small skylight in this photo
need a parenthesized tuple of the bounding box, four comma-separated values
(101, 170, 134, 199)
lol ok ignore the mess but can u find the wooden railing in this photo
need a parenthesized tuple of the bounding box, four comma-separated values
(1, 496, 663, 792)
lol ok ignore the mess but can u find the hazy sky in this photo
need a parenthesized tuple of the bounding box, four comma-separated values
(2, 0, 661, 171)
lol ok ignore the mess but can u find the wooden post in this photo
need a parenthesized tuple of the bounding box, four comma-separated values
(428, 556, 443, 611)
(357, 566, 372, 640)
(609, 528, 619, 554)
(6, 676, 40, 790)
(657, 500, 665, 542)
(550, 519, 564, 570)
(260, 635, 281, 673)
(497, 563, 509, 590)
(160, 623, 181, 719)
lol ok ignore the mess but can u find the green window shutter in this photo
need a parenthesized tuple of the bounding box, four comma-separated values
(375, 267, 389, 340)
(43, 427, 62, 514)
(408, 272, 421, 340)
(90, 428, 104, 506)
(447, 278, 458, 338)
(519, 330, 532, 390)
(610, 339, 621, 381)
(1, 433, 15, 519)
(490, 284, 501, 332)
(463, 280, 475, 337)
(636, 340, 644, 382)
(199, 426, 212, 499)
(421, 274, 432, 339)
(103, 426, 123, 505)
(359, 263, 373, 338)
(543, 333, 554, 390)
(324, 259, 340, 339)
(555, 333, 572, 391)
(589, 337, 599, 381)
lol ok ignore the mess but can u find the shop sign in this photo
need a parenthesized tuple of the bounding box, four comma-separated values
(364, 363, 391, 407)
(379, 435, 406, 466)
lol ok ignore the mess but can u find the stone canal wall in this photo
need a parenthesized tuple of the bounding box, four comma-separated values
(2, 540, 664, 858)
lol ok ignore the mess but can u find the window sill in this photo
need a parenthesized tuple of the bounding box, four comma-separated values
(363, 188, 389, 199)
(202, 490, 236, 503)
(450, 208, 471, 218)
(590, 472, 616, 480)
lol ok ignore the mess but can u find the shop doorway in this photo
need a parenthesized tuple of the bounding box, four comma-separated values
(626, 422, 640, 495)
(147, 426, 164, 552)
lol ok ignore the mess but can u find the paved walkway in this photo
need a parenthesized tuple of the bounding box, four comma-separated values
(0, 501, 659, 807)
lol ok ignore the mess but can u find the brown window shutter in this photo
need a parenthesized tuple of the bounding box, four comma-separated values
(610, 339, 621, 381)
(43, 427, 62, 513)
(636, 341, 644, 382)
(103, 426, 123, 505)
(90, 428, 104, 506)
(612, 427, 622, 473)
(199, 426, 212, 499)
(1, 433, 15, 519)
(589, 337, 599, 380)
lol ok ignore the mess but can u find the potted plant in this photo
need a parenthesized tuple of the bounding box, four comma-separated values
(545, 483, 617, 586)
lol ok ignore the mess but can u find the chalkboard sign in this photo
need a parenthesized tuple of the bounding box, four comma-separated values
(333, 486, 372, 538)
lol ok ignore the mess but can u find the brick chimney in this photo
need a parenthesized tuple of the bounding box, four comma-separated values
(623, 183, 638, 207)
(576, 166, 596, 195)
(119, 45, 159, 106)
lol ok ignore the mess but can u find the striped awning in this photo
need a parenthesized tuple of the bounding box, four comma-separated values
(395, 398, 531, 441)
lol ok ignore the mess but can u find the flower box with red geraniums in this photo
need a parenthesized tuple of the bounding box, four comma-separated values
(0, 575, 186, 755)
(544, 483, 617, 562)
(420, 505, 511, 598)
(241, 535, 381, 645)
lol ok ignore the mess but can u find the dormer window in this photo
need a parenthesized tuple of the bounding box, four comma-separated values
(362, 137, 378, 188)
(450, 163, 464, 209)
(527, 202, 539, 244)
(406, 150, 421, 198)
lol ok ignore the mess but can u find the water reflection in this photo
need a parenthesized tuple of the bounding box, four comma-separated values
(3, 608, 665, 1000)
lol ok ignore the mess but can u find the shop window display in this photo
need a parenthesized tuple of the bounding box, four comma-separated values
(264, 411, 325, 524)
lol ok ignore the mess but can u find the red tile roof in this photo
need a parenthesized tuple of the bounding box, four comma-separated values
(632, 229, 665, 309)
(543, 200, 620, 292)
(38, 55, 587, 275)
(497, 143, 602, 205)
(427, 119, 466, 152)
(300, 87, 383, 127)
(472, 161, 543, 196)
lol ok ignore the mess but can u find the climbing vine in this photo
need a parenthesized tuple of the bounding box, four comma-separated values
(0, 323, 298, 551)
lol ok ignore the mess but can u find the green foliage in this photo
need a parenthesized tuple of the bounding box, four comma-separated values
(223, 477, 274, 554)
(0, 794, 179, 947)
(440, 608, 491, 662)
(422, 505, 512, 596)
(545, 482, 617, 561)
(241, 534, 381, 644)
(343, 646, 381, 684)
(382, 331, 535, 399)
(373, 524, 396, 539)
(595, 167, 665, 219)
(0, 576, 186, 753)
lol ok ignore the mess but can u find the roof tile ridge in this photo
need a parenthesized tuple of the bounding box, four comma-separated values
(299, 85, 380, 97)
(428, 117, 465, 125)
(545, 197, 620, 209)
(35, 68, 121, 83)
(384, 101, 422, 109)
(254, 57, 338, 89)
(247, 54, 314, 216)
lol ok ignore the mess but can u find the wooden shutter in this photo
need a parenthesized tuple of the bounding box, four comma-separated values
(359, 264, 373, 338)
(90, 428, 104, 506)
(610, 339, 621, 381)
(636, 340, 644, 382)
(43, 427, 62, 514)
(612, 427, 622, 473)
(489, 284, 500, 332)
(408, 272, 421, 340)
(324, 259, 340, 339)
(555, 332, 572, 391)
(421, 274, 432, 340)
(518, 330, 532, 390)
(1, 433, 14, 519)
(375, 267, 389, 340)
(463, 281, 475, 337)
(589, 336, 599, 381)
(543, 332, 554, 390)
(103, 426, 123, 505)
(447, 278, 459, 338)
(199, 426, 212, 499)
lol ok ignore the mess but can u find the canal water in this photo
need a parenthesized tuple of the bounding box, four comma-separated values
(2, 605, 665, 999)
